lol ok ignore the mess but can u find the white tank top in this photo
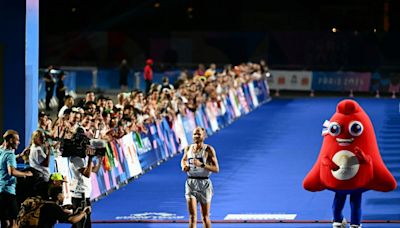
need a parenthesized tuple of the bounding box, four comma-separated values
(187, 144, 211, 177)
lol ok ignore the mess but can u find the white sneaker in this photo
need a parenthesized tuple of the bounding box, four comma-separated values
(332, 218, 347, 228)
(350, 225, 362, 228)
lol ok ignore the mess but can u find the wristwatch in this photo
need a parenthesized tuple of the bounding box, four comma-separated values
(200, 163, 205, 168)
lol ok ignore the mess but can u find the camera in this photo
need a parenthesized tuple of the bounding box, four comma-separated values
(89, 139, 107, 157)
(61, 127, 107, 158)
(61, 127, 90, 158)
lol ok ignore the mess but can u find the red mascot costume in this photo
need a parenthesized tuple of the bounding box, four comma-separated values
(303, 99, 397, 228)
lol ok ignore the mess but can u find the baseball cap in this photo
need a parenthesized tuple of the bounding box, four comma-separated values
(50, 173, 67, 182)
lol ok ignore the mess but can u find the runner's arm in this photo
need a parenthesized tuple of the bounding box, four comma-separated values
(204, 145, 219, 173)
(181, 146, 189, 171)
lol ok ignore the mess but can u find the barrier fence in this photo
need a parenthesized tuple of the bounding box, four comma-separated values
(267, 70, 399, 93)
(39, 69, 400, 103)
(54, 79, 270, 204)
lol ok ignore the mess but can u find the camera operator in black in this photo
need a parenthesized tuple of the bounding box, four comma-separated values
(44, 67, 56, 111)
(69, 144, 102, 228)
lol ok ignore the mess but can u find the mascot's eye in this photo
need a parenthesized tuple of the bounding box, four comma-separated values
(328, 122, 341, 136)
(349, 121, 363, 136)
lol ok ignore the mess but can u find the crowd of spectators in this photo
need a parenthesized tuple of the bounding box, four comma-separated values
(37, 61, 268, 143)
(0, 61, 268, 228)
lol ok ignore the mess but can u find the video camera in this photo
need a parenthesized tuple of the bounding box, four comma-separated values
(61, 127, 106, 158)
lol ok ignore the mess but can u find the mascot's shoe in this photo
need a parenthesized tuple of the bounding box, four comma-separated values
(350, 225, 362, 228)
(332, 218, 347, 228)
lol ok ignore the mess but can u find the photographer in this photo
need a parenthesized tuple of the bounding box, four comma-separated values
(69, 144, 102, 228)
(32, 185, 90, 228)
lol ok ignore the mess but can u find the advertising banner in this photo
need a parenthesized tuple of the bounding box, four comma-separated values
(90, 140, 138, 198)
(119, 134, 143, 177)
(181, 111, 196, 145)
(173, 114, 189, 151)
(242, 83, 254, 110)
(159, 118, 179, 157)
(147, 124, 165, 162)
(237, 87, 250, 114)
(312, 71, 371, 92)
(134, 131, 158, 170)
(370, 72, 400, 93)
(229, 90, 241, 118)
(204, 102, 219, 133)
(268, 70, 312, 91)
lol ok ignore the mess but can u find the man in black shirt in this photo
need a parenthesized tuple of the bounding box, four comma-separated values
(44, 67, 56, 111)
(38, 185, 90, 228)
(56, 71, 67, 111)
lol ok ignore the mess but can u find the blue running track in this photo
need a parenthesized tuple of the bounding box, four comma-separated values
(57, 98, 400, 227)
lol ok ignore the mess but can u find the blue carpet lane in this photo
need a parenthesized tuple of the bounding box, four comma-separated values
(85, 98, 400, 224)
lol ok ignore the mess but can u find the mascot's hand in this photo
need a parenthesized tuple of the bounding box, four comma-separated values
(322, 156, 340, 171)
(354, 146, 370, 164)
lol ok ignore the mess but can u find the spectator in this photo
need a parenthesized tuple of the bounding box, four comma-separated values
(144, 59, 154, 94)
(259, 59, 269, 75)
(38, 112, 52, 133)
(29, 130, 51, 182)
(96, 95, 107, 113)
(58, 95, 74, 118)
(56, 71, 67, 111)
(49, 172, 65, 188)
(119, 59, 130, 91)
(77, 91, 95, 108)
(69, 110, 83, 128)
(116, 93, 127, 108)
(1, 130, 33, 228)
(84, 101, 97, 116)
(174, 70, 189, 89)
(194, 63, 205, 77)
(105, 97, 114, 111)
(160, 76, 174, 91)
(53, 108, 73, 140)
(205, 63, 217, 78)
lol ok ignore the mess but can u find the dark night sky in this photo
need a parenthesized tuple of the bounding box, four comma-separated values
(40, 0, 398, 32)
(39, 0, 400, 68)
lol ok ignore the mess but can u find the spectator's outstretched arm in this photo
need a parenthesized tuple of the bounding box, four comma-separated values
(8, 166, 33, 178)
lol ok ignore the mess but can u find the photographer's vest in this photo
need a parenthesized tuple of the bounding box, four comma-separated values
(187, 144, 211, 178)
